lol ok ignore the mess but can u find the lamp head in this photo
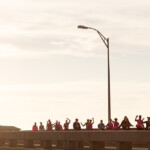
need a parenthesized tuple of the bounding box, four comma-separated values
(77, 25, 89, 29)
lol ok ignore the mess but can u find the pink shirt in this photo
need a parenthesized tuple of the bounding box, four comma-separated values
(89, 124, 93, 130)
(64, 123, 69, 130)
(106, 122, 113, 129)
(137, 120, 144, 128)
(113, 121, 119, 130)
(32, 125, 38, 131)
(55, 124, 62, 131)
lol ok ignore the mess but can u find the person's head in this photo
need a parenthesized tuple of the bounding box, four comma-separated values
(109, 119, 112, 123)
(48, 119, 51, 123)
(100, 120, 103, 123)
(75, 118, 78, 122)
(147, 117, 150, 121)
(55, 121, 57, 124)
(114, 118, 118, 122)
(87, 119, 89, 123)
(89, 120, 92, 123)
(139, 115, 142, 120)
(124, 116, 128, 121)
(40, 122, 42, 125)
(34, 122, 37, 125)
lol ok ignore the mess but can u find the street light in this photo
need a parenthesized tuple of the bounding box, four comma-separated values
(77, 25, 111, 122)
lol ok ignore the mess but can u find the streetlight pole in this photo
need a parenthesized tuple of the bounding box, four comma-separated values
(77, 25, 111, 122)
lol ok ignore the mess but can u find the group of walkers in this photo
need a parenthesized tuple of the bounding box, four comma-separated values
(32, 115, 150, 131)
(32, 118, 71, 131)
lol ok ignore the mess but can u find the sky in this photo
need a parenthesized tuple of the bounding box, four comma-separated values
(0, 0, 150, 130)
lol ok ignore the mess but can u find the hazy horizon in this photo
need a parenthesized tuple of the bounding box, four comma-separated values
(0, 0, 150, 130)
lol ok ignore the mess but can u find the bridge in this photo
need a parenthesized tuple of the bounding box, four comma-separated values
(0, 130, 150, 150)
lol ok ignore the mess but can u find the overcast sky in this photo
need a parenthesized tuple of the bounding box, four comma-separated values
(0, 0, 150, 130)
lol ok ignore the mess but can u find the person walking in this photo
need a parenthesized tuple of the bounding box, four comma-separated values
(143, 117, 150, 130)
(64, 118, 71, 131)
(73, 118, 81, 130)
(32, 122, 38, 131)
(106, 119, 113, 130)
(113, 118, 119, 130)
(135, 115, 144, 130)
(39, 122, 45, 131)
(119, 116, 132, 130)
(98, 120, 105, 130)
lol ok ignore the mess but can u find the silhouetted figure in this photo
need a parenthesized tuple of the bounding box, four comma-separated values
(32, 122, 38, 131)
(106, 119, 113, 130)
(119, 116, 132, 130)
(54, 121, 63, 131)
(73, 119, 81, 130)
(89, 118, 94, 130)
(46, 119, 53, 131)
(98, 120, 105, 130)
(64, 118, 71, 131)
(39, 122, 45, 131)
(81, 119, 90, 130)
(143, 117, 150, 130)
(135, 115, 144, 130)
(113, 118, 119, 130)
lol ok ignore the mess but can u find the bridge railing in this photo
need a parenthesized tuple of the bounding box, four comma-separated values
(0, 131, 150, 150)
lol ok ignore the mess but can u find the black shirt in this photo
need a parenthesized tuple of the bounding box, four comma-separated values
(73, 122, 81, 130)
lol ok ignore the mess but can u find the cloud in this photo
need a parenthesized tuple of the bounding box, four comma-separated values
(0, 0, 150, 59)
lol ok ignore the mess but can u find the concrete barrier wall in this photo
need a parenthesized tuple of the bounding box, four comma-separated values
(0, 130, 150, 150)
